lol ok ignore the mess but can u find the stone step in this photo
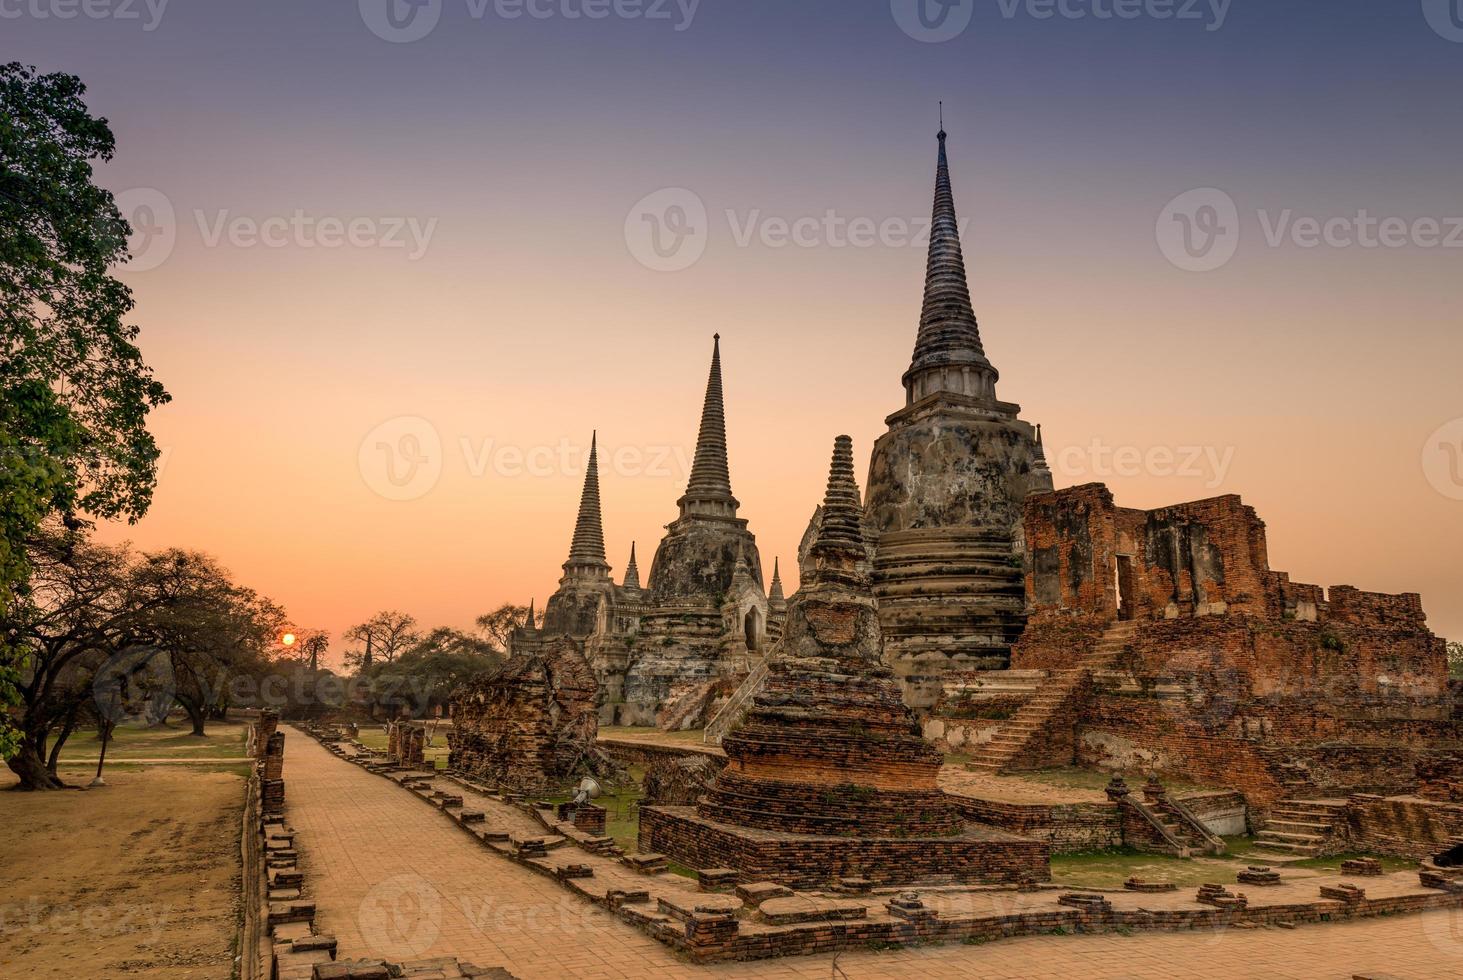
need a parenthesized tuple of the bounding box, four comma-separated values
(1258, 830, 1326, 845)
(1251, 840, 1323, 856)
(1264, 819, 1333, 834)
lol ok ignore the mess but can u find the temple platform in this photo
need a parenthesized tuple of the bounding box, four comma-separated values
(639, 804, 1050, 889)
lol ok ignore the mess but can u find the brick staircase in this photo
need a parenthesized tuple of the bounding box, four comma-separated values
(1252, 799, 1348, 858)
(967, 619, 1140, 775)
(703, 658, 769, 746)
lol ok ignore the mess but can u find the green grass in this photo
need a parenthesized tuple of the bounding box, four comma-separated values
(355, 726, 451, 769)
(54, 719, 249, 762)
(598, 726, 708, 745)
(1050, 847, 1241, 889)
(537, 764, 647, 854)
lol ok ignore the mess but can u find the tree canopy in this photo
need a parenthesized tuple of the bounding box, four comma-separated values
(1, 62, 171, 758)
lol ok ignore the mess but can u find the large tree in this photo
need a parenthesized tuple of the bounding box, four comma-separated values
(359, 627, 502, 719)
(1, 62, 171, 758)
(475, 602, 534, 654)
(4, 531, 280, 787)
(343, 610, 420, 669)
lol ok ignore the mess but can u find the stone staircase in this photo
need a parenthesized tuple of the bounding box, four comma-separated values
(1252, 799, 1348, 858)
(967, 619, 1140, 775)
(703, 658, 769, 746)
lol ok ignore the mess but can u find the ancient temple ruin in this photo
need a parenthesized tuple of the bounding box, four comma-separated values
(518, 337, 780, 727)
(934, 483, 1455, 809)
(642, 436, 1048, 887)
(805, 128, 1053, 711)
(447, 633, 611, 792)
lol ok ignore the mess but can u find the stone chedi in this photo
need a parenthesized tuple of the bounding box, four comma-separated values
(623, 335, 772, 722)
(702, 435, 962, 837)
(856, 128, 1053, 709)
(641, 437, 1048, 887)
(518, 338, 779, 727)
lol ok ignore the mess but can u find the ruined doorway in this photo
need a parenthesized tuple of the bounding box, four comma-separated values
(1116, 555, 1136, 621)
(744, 608, 761, 651)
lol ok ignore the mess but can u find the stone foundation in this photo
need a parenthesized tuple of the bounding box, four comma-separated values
(640, 805, 1049, 889)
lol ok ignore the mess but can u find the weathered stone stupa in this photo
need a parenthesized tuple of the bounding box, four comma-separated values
(623, 335, 770, 719)
(702, 435, 962, 836)
(641, 437, 1049, 887)
(539, 432, 618, 637)
(860, 128, 1053, 708)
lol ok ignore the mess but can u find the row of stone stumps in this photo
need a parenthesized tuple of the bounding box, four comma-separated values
(253, 714, 515, 980)
(298, 721, 1463, 965)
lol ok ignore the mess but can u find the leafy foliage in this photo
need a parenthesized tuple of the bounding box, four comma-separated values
(1, 62, 171, 758)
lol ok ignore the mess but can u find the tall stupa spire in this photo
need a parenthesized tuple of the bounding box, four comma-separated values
(677, 334, 739, 519)
(563, 431, 610, 578)
(902, 125, 999, 406)
(768, 558, 785, 602)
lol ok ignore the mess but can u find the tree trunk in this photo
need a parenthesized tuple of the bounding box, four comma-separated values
(46, 709, 79, 775)
(6, 733, 67, 790)
(178, 696, 207, 736)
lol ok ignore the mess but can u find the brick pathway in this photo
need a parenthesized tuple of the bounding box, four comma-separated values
(284, 732, 1463, 979)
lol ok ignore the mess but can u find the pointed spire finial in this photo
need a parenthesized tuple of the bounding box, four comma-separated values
(1032, 423, 1051, 472)
(901, 124, 998, 406)
(563, 431, 609, 576)
(524, 598, 536, 629)
(623, 541, 641, 590)
(938, 100, 944, 138)
(678, 334, 739, 518)
(769, 557, 785, 602)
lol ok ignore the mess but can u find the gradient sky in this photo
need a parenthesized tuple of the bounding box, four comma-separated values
(10, 1, 1462, 661)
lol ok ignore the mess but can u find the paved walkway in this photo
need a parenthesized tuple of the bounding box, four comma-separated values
(284, 731, 1463, 979)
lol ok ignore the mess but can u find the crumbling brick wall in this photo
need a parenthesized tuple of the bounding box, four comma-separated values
(447, 634, 605, 792)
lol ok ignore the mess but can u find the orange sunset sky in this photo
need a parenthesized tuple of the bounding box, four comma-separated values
(14, 3, 1451, 663)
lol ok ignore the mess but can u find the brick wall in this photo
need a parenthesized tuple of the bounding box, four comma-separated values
(1345, 795, 1463, 859)
(640, 805, 1050, 889)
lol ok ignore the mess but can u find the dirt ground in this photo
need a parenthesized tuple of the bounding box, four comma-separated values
(0, 762, 245, 979)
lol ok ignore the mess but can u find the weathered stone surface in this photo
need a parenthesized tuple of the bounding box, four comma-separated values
(447, 634, 611, 792)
